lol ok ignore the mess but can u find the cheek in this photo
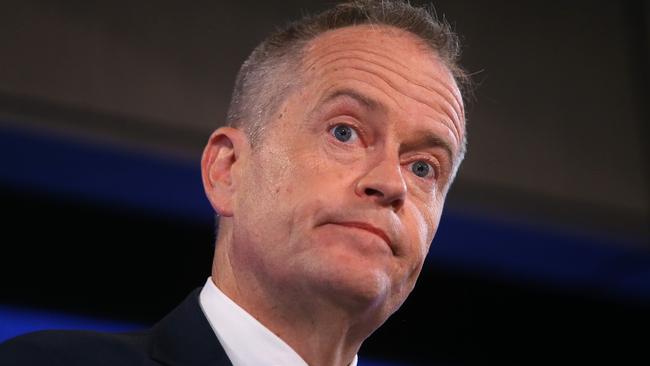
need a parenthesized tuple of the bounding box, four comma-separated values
(319, 137, 367, 167)
(405, 200, 441, 260)
(240, 144, 322, 223)
(232, 149, 291, 232)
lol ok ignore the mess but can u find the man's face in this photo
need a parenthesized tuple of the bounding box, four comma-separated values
(229, 25, 465, 318)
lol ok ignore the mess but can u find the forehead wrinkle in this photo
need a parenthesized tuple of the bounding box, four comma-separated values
(308, 76, 460, 164)
(304, 24, 432, 68)
(303, 44, 411, 74)
(307, 78, 404, 120)
(399, 82, 463, 147)
(303, 50, 464, 144)
(320, 61, 462, 150)
(319, 88, 387, 113)
(309, 60, 461, 154)
(303, 42, 465, 124)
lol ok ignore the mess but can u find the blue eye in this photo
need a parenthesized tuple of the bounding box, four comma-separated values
(411, 160, 432, 178)
(330, 124, 358, 143)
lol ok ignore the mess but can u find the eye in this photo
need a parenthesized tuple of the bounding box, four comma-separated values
(410, 160, 435, 179)
(330, 124, 359, 143)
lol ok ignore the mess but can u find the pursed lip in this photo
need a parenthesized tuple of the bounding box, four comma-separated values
(332, 221, 393, 253)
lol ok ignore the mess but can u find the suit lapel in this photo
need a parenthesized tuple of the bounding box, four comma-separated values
(149, 288, 232, 366)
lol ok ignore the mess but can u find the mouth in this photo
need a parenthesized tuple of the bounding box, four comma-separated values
(333, 221, 393, 253)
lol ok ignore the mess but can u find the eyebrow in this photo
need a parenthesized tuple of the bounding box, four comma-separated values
(318, 88, 387, 113)
(316, 88, 456, 163)
(401, 132, 456, 165)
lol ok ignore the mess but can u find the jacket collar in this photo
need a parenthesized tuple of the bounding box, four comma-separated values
(150, 288, 232, 366)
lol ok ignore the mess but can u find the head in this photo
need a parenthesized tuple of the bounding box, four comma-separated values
(202, 0, 468, 325)
(226, 0, 469, 162)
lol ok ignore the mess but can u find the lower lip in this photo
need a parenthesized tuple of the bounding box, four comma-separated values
(323, 223, 392, 254)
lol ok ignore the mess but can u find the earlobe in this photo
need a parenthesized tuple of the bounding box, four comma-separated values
(200, 127, 247, 217)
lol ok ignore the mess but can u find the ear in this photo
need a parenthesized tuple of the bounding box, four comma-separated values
(200, 127, 248, 217)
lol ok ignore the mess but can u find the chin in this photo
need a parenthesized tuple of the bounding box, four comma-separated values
(309, 249, 398, 312)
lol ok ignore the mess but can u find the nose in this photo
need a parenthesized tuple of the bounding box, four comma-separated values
(355, 157, 407, 212)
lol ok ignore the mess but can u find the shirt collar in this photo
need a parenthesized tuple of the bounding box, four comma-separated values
(199, 277, 358, 366)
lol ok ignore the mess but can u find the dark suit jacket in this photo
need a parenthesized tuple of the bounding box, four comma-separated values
(0, 288, 233, 366)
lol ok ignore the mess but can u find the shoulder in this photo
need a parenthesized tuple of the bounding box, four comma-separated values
(0, 329, 154, 366)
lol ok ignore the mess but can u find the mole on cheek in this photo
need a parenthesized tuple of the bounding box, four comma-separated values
(278, 107, 288, 120)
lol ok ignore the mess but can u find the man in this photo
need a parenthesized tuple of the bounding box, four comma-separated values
(0, 0, 468, 365)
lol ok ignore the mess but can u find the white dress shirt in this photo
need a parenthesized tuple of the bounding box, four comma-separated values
(199, 277, 358, 366)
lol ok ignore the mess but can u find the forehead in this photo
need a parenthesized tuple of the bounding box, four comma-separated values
(302, 24, 456, 82)
(296, 25, 465, 151)
(305, 25, 435, 60)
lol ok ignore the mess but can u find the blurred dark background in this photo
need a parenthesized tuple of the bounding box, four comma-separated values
(1, 0, 648, 365)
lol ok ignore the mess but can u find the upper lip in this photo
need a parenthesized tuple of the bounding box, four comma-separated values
(333, 221, 393, 252)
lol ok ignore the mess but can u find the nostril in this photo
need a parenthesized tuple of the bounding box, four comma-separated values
(364, 187, 383, 197)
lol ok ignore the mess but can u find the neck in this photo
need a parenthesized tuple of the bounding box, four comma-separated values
(212, 241, 385, 366)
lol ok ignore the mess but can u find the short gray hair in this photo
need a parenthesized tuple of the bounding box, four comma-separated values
(226, 0, 470, 160)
